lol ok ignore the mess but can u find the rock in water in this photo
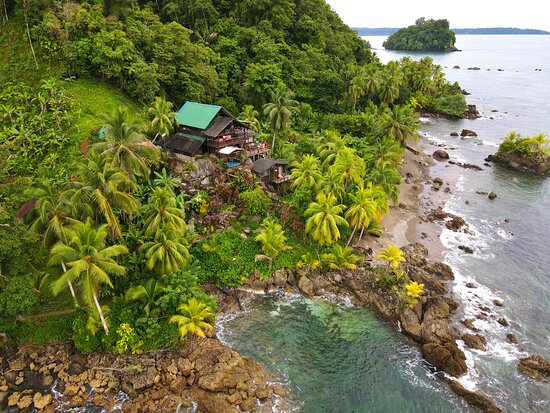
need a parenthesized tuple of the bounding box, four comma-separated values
(462, 333, 487, 350)
(488, 191, 497, 200)
(433, 150, 450, 160)
(460, 129, 478, 137)
(518, 355, 550, 380)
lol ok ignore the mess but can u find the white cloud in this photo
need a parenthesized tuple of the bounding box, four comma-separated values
(326, 0, 550, 31)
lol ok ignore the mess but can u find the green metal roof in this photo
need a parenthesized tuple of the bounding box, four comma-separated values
(175, 101, 222, 130)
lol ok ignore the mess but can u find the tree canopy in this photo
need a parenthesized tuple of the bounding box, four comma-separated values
(383, 18, 457, 52)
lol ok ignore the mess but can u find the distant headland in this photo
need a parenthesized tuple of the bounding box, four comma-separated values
(355, 27, 550, 36)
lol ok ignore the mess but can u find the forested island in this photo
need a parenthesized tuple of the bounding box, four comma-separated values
(354, 27, 550, 36)
(0, 0, 512, 411)
(383, 18, 458, 51)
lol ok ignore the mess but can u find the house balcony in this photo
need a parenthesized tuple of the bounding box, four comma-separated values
(207, 134, 249, 149)
(271, 175, 291, 184)
(245, 142, 269, 158)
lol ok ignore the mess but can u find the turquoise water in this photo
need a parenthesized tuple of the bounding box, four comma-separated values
(218, 296, 468, 413)
(219, 35, 550, 412)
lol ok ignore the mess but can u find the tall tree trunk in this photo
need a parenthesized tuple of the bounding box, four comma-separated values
(2, 0, 8, 22)
(22, 1, 39, 69)
(271, 132, 276, 156)
(61, 261, 79, 307)
(93, 293, 109, 334)
(347, 223, 358, 246)
(355, 225, 366, 247)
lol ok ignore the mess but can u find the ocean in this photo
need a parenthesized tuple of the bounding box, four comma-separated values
(218, 35, 550, 412)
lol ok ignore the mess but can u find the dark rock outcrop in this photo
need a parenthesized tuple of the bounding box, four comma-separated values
(433, 150, 450, 160)
(462, 333, 487, 350)
(461, 129, 478, 137)
(518, 355, 550, 380)
(486, 153, 550, 175)
(442, 377, 504, 413)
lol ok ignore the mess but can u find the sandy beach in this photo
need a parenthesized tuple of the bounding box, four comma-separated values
(363, 140, 452, 261)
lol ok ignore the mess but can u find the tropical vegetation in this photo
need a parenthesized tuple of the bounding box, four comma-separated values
(0, 0, 469, 354)
(383, 18, 457, 52)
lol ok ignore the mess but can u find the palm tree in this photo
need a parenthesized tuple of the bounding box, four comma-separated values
(364, 66, 381, 99)
(378, 105, 419, 147)
(378, 75, 400, 106)
(148, 97, 176, 141)
(28, 181, 81, 304)
(170, 297, 214, 338)
(330, 148, 366, 189)
(290, 154, 323, 190)
(152, 168, 181, 193)
(305, 193, 348, 246)
(91, 107, 160, 178)
(141, 187, 186, 236)
(125, 278, 166, 315)
(364, 138, 404, 171)
(255, 218, 291, 272)
(530, 132, 550, 153)
(141, 226, 190, 276)
(368, 164, 401, 205)
(321, 245, 361, 270)
(49, 218, 128, 333)
(263, 86, 299, 154)
(347, 76, 365, 113)
(377, 245, 405, 268)
(317, 131, 347, 170)
(240, 105, 261, 132)
(67, 154, 140, 238)
(345, 183, 388, 245)
(316, 172, 346, 201)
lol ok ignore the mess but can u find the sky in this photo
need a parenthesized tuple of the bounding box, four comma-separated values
(326, 0, 550, 31)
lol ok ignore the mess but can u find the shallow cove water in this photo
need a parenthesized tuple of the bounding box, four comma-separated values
(218, 295, 468, 413)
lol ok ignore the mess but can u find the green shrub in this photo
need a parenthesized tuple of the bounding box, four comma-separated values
(0, 275, 39, 317)
(72, 313, 104, 354)
(239, 186, 272, 216)
(429, 93, 467, 117)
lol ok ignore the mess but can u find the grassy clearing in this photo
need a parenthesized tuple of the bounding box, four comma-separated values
(62, 78, 146, 139)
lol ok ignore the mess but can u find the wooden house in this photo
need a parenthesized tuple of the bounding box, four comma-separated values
(157, 102, 261, 158)
(252, 158, 290, 184)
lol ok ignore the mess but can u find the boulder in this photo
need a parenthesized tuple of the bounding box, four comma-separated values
(458, 245, 474, 254)
(297, 276, 315, 297)
(17, 394, 33, 410)
(33, 392, 53, 409)
(460, 129, 478, 137)
(400, 308, 422, 343)
(518, 355, 550, 380)
(506, 333, 518, 344)
(433, 150, 449, 160)
(450, 132, 459, 137)
(446, 216, 466, 231)
(443, 378, 504, 413)
(272, 269, 288, 288)
(422, 342, 467, 377)
(462, 333, 487, 350)
(426, 262, 454, 280)
(488, 191, 497, 200)
(497, 317, 509, 327)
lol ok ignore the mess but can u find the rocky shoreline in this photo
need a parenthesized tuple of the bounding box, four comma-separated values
(0, 336, 285, 412)
(486, 152, 550, 175)
(235, 242, 503, 413)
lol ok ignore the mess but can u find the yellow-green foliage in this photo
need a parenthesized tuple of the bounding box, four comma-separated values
(377, 245, 405, 268)
(405, 281, 424, 308)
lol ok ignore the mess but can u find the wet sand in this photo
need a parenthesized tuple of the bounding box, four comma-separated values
(361, 141, 456, 261)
